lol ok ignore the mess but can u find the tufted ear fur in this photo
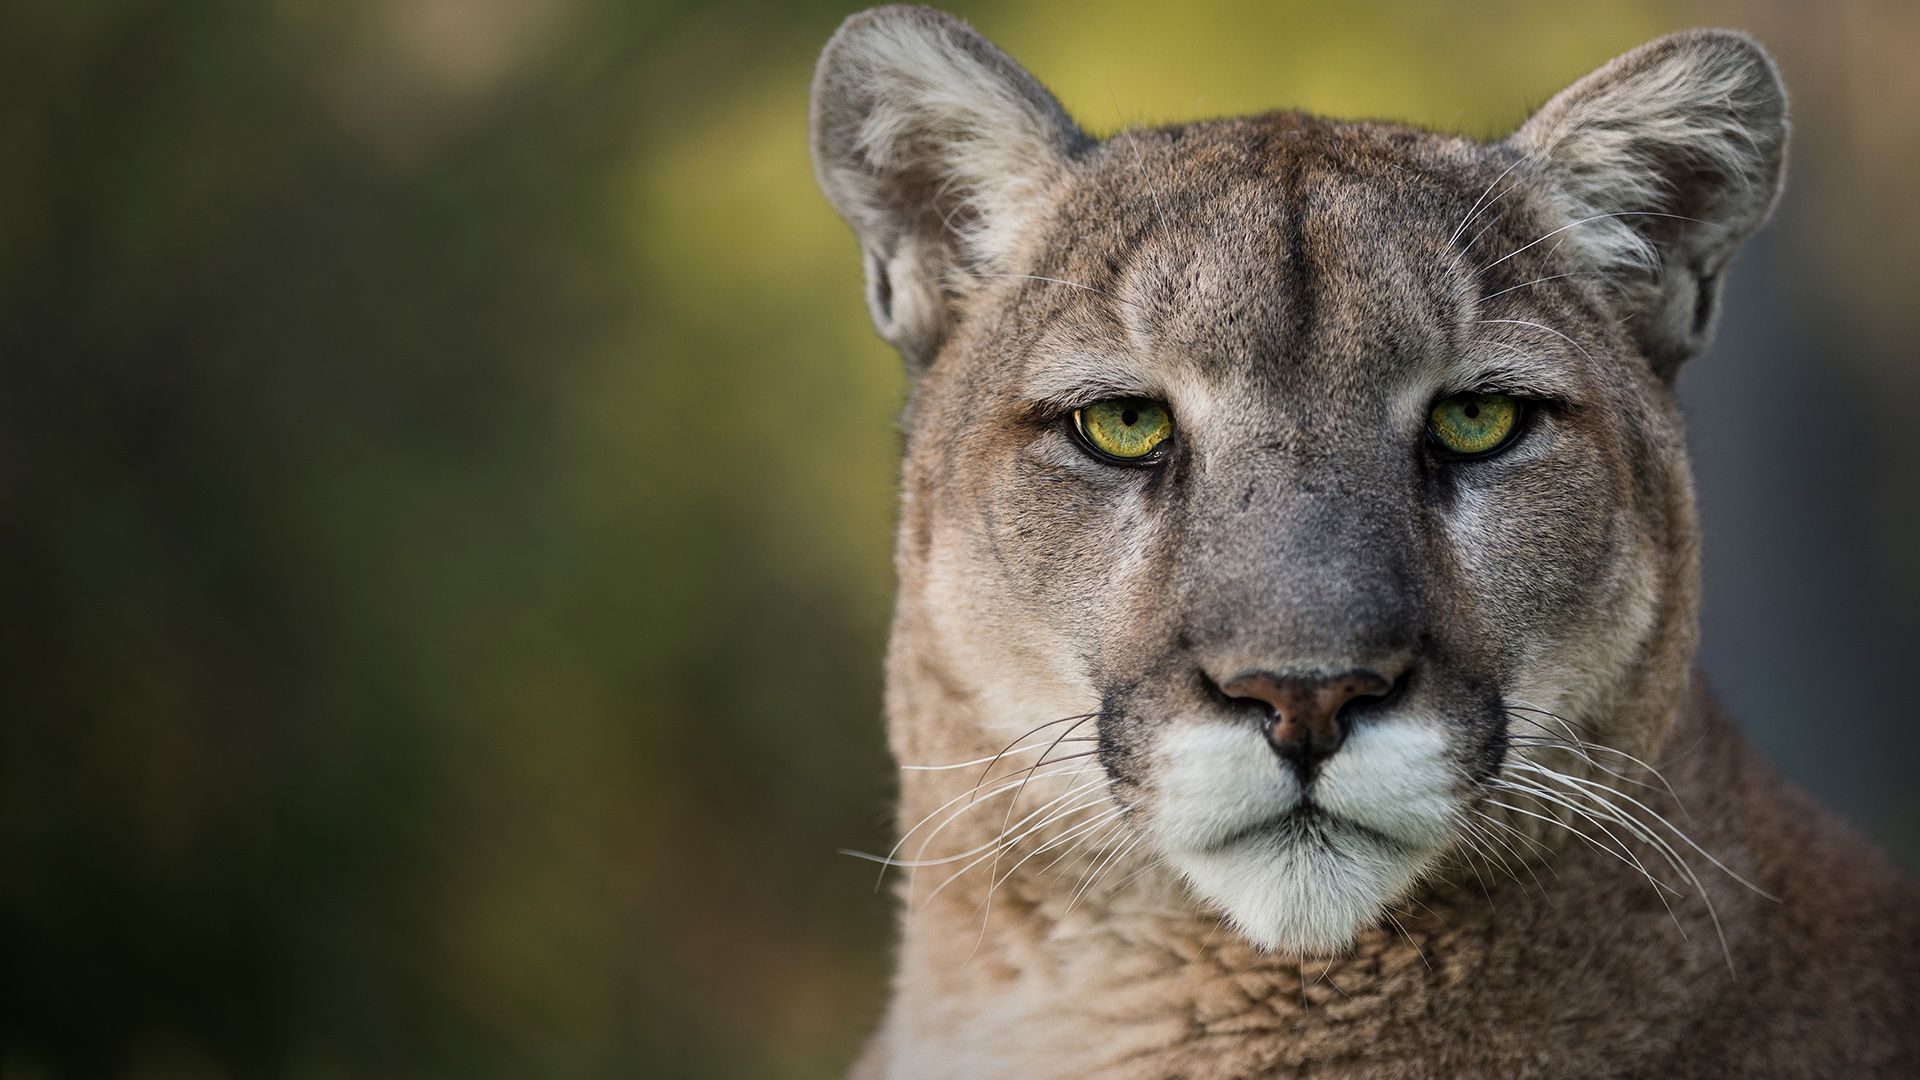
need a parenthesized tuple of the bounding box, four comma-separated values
(810, 6, 1088, 372)
(1510, 30, 1788, 377)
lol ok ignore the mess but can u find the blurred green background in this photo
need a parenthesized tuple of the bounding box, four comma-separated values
(3, 1, 1915, 1076)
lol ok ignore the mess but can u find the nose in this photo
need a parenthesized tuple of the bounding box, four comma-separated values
(1220, 668, 1398, 778)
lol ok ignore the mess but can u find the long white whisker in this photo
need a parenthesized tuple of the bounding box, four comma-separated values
(1458, 172, 1541, 265)
(900, 742, 1053, 771)
(1516, 764, 1774, 900)
(919, 769, 1107, 865)
(1503, 769, 1700, 903)
(1480, 271, 1592, 302)
(968, 714, 1098, 802)
(1383, 909, 1431, 972)
(1063, 821, 1134, 915)
(998, 806, 1127, 885)
(1495, 776, 1682, 893)
(964, 801, 1121, 962)
(1067, 829, 1144, 916)
(905, 758, 1087, 854)
(1472, 802, 1557, 861)
(1495, 780, 1686, 908)
(850, 759, 1092, 887)
(1452, 818, 1518, 894)
(1103, 847, 1167, 895)
(975, 273, 1142, 310)
(1507, 703, 1683, 805)
(1476, 318, 1600, 364)
(1450, 156, 1529, 246)
(979, 718, 1103, 893)
(1500, 767, 1739, 973)
(1484, 793, 1682, 906)
(845, 773, 1107, 871)
(1462, 811, 1548, 895)
(1509, 736, 1671, 802)
(920, 783, 1114, 909)
(1039, 807, 1130, 876)
(1481, 210, 1706, 272)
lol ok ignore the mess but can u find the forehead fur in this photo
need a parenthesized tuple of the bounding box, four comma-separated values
(966, 115, 1598, 422)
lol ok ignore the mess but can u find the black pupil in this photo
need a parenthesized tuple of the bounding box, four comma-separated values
(1120, 408, 1138, 426)
(1463, 402, 1481, 419)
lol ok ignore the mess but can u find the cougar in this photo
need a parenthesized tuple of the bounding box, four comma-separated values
(809, 7, 1920, 1077)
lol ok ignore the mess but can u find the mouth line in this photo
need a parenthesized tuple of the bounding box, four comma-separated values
(1211, 802, 1414, 857)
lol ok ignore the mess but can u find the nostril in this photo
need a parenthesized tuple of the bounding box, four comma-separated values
(1217, 666, 1404, 777)
(1341, 667, 1411, 717)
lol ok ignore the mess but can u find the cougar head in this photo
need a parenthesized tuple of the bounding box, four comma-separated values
(811, 6, 1785, 953)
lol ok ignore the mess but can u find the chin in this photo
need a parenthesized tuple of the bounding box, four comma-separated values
(1148, 720, 1460, 954)
(1166, 819, 1438, 954)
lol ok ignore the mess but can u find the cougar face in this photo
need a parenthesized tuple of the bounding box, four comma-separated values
(814, 7, 1783, 954)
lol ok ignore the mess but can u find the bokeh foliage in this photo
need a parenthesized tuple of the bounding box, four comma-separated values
(2, 2, 1915, 1077)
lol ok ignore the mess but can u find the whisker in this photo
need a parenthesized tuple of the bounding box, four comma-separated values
(1504, 701, 1595, 737)
(972, 719, 1098, 809)
(1501, 763, 1753, 976)
(1506, 704, 1682, 805)
(857, 758, 1092, 887)
(906, 757, 1089, 852)
(1503, 770, 1698, 899)
(1459, 173, 1533, 261)
(1383, 909, 1431, 972)
(918, 779, 1112, 908)
(1067, 829, 1144, 916)
(979, 716, 1102, 895)
(1497, 774, 1681, 885)
(1108, 99, 1171, 233)
(1480, 271, 1595, 302)
(1476, 317, 1601, 365)
(964, 805, 1126, 960)
(1451, 824, 1506, 893)
(1508, 732, 1672, 802)
(1497, 768, 1735, 970)
(1484, 793, 1682, 905)
(1471, 803, 1558, 865)
(974, 273, 1143, 311)
(1450, 156, 1530, 247)
(1039, 807, 1129, 877)
(970, 713, 1097, 797)
(1002, 806, 1127, 884)
(900, 742, 1052, 771)
(924, 762, 1105, 863)
(1103, 846, 1166, 895)
(844, 770, 1106, 871)
(1495, 780, 1686, 912)
(1063, 818, 1131, 903)
(1447, 841, 1502, 912)
(1517, 764, 1774, 901)
(1480, 210, 1707, 272)
(1315, 957, 1351, 1000)
(1460, 811, 1547, 895)
(964, 801, 1120, 961)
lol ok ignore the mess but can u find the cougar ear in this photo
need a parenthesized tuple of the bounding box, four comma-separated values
(1510, 30, 1787, 377)
(810, 6, 1088, 372)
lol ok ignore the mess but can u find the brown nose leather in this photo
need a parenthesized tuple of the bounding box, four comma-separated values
(1221, 670, 1393, 773)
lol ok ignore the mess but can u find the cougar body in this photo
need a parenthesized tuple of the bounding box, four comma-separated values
(810, 8, 1920, 1076)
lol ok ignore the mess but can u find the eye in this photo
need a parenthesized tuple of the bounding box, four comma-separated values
(1073, 398, 1174, 463)
(1428, 392, 1523, 458)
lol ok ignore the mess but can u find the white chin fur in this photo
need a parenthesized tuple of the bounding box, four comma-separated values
(1150, 721, 1456, 955)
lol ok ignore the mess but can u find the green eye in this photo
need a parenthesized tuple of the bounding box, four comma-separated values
(1074, 398, 1174, 462)
(1429, 392, 1523, 457)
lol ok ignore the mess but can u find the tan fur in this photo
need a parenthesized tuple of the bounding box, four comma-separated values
(814, 8, 1920, 1076)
